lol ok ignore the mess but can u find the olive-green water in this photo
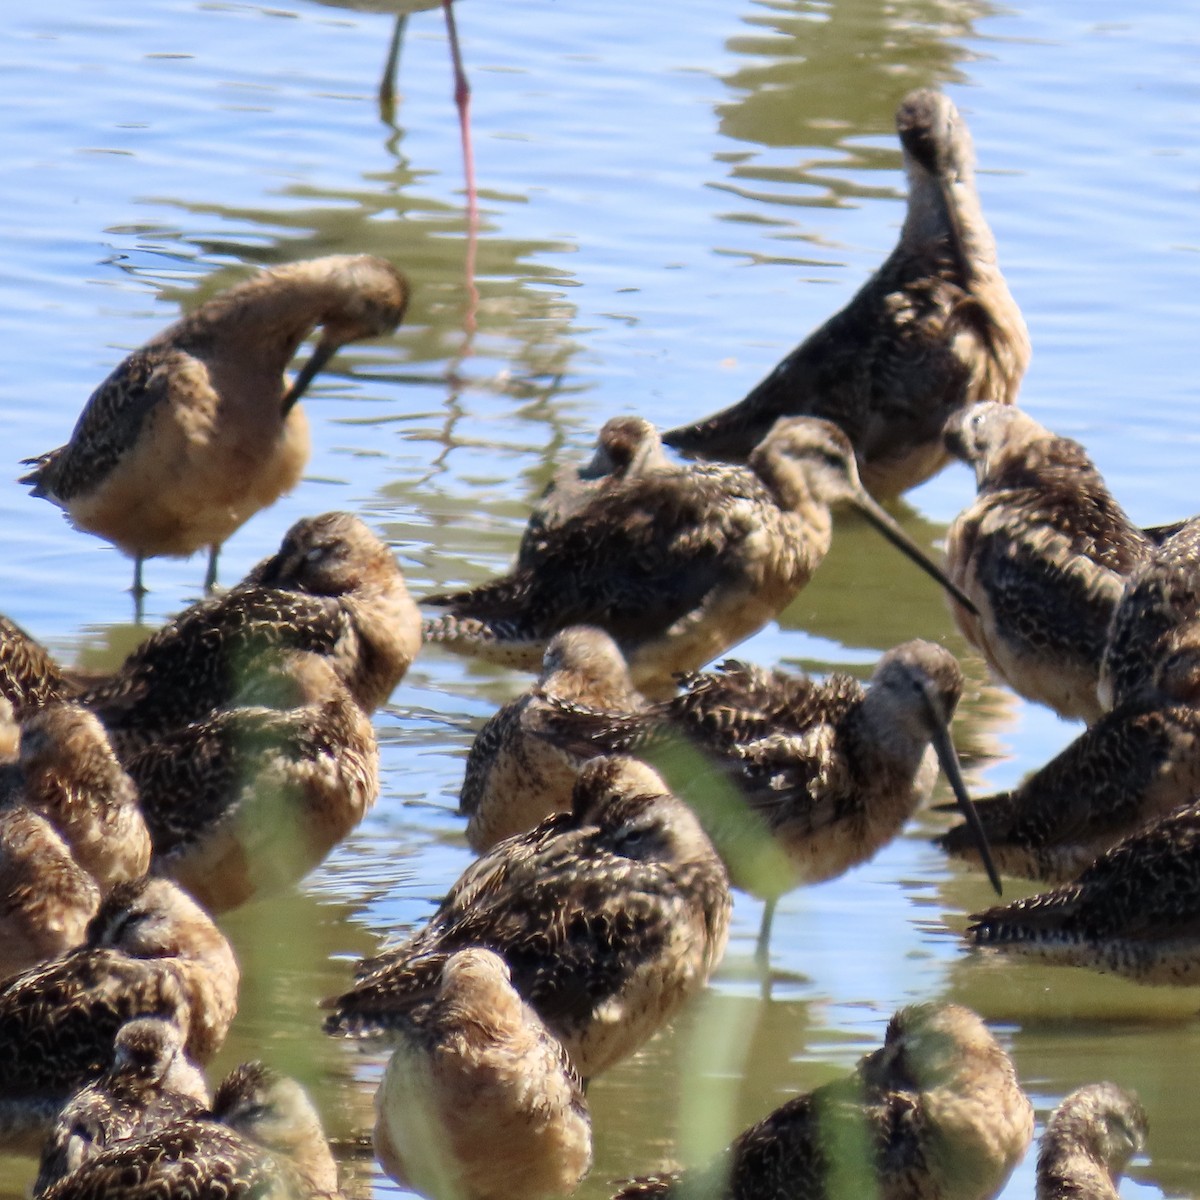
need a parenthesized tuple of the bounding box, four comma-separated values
(2, 1, 1199, 1196)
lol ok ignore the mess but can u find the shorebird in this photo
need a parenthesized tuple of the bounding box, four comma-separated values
(0, 877, 238, 1151)
(21, 255, 409, 600)
(324, 756, 732, 1080)
(34, 1017, 210, 1195)
(662, 90, 1030, 499)
(613, 1002, 1033, 1200)
(460, 626, 647, 852)
(79, 511, 420, 757)
(518, 417, 671, 563)
(39, 1061, 339, 1200)
(1036, 1083, 1148, 1200)
(943, 402, 1150, 724)
(373, 948, 592, 1200)
(0, 704, 151, 977)
(538, 639, 1002, 952)
(967, 799, 1200, 983)
(128, 653, 379, 912)
(939, 644, 1200, 883)
(0, 614, 76, 718)
(424, 417, 978, 698)
(1099, 517, 1200, 712)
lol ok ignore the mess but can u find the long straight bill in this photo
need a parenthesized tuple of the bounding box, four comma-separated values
(853, 494, 979, 616)
(282, 340, 339, 415)
(926, 698, 1002, 896)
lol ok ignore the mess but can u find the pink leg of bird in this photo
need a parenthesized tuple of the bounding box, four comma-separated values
(442, 0, 477, 232)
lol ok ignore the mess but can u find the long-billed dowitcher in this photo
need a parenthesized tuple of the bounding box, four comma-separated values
(0, 877, 238, 1150)
(662, 90, 1029, 498)
(460, 626, 647, 851)
(127, 652, 379, 912)
(518, 417, 671, 563)
(34, 1016, 210, 1195)
(943, 402, 1150, 723)
(1098, 516, 1200, 712)
(79, 511, 420, 756)
(538, 639, 1001, 951)
(424, 417, 977, 698)
(373, 948, 592, 1200)
(324, 756, 731, 1080)
(1036, 1083, 1147, 1200)
(40, 1061, 339, 1200)
(0, 704, 151, 976)
(21, 255, 409, 599)
(613, 1002, 1033, 1200)
(967, 799, 1200, 983)
(939, 644, 1200, 882)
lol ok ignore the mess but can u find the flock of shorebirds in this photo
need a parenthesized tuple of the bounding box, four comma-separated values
(1, 79, 1192, 1200)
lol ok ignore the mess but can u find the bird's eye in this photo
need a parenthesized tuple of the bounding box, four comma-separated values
(305, 545, 327, 564)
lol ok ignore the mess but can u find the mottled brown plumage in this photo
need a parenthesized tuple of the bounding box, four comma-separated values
(613, 1003, 1033, 1200)
(939, 647, 1200, 882)
(324, 756, 731, 1079)
(425, 418, 976, 698)
(40, 1061, 339, 1200)
(0, 614, 76, 719)
(0, 704, 151, 977)
(519, 417, 671, 563)
(1099, 517, 1200, 712)
(0, 877, 238, 1150)
(538, 640, 1001, 949)
(78, 512, 420, 757)
(35, 1016, 210, 1195)
(1036, 1084, 1147, 1200)
(944, 403, 1150, 723)
(128, 653, 379, 912)
(967, 800, 1200, 983)
(22, 255, 409, 596)
(663, 90, 1029, 499)
(373, 948, 592, 1200)
(460, 626, 647, 851)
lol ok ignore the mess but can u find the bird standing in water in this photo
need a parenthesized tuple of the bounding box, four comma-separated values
(663, 89, 1029, 499)
(425, 417, 978, 698)
(943, 402, 1150, 724)
(22, 255, 409, 606)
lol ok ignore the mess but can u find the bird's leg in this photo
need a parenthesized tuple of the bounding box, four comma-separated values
(754, 897, 777, 965)
(131, 555, 147, 623)
(378, 13, 408, 122)
(204, 544, 220, 594)
(442, 0, 477, 233)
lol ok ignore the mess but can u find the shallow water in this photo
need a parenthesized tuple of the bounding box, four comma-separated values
(1, 0, 1199, 1196)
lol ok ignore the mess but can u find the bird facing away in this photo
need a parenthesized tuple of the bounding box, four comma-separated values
(537, 639, 1002, 952)
(1035, 1083, 1148, 1200)
(967, 799, 1200, 984)
(34, 1016, 211, 1195)
(22, 254, 409, 599)
(324, 756, 732, 1080)
(943, 403, 1151, 724)
(424, 417, 978, 698)
(939, 644, 1200, 883)
(128, 652, 379, 912)
(373, 948, 592, 1200)
(39, 1061, 340, 1200)
(518, 416, 672, 563)
(0, 704, 151, 978)
(612, 1002, 1033, 1200)
(0, 614, 76, 719)
(0, 876, 238, 1152)
(78, 511, 420, 757)
(1098, 516, 1200, 713)
(662, 90, 1030, 499)
(460, 625, 648, 852)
